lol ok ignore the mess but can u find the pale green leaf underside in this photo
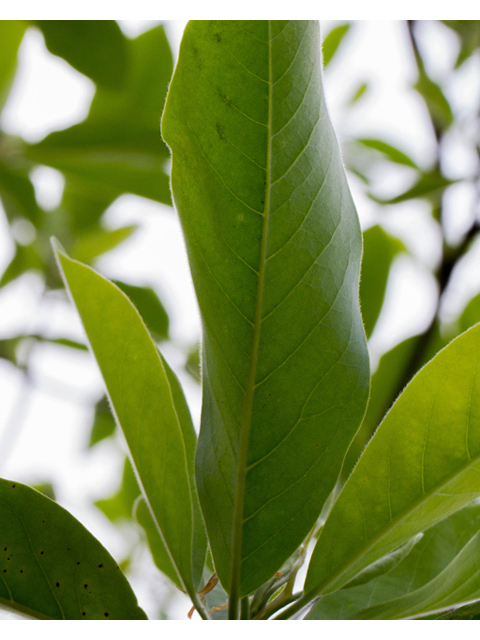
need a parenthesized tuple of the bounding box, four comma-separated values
(162, 20, 369, 596)
(53, 242, 206, 596)
(0, 478, 146, 620)
(307, 502, 480, 619)
(306, 324, 480, 599)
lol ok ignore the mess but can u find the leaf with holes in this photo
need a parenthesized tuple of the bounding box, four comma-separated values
(0, 478, 146, 620)
(162, 20, 369, 609)
(301, 324, 480, 608)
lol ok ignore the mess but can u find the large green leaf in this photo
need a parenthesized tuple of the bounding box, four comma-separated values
(34, 21, 128, 90)
(162, 20, 369, 605)
(303, 324, 480, 606)
(53, 243, 207, 602)
(27, 25, 173, 206)
(307, 502, 480, 619)
(0, 478, 146, 619)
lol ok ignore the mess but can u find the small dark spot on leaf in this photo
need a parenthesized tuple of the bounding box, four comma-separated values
(84, 584, 88, 589)
(3, 570, 6, 573)
(42, 520, 45, 524)
(40, 551, 44, 555)
(3, 548, 6, 552)
(11, 484, 15, 489)
(98, 564, 103, 569)
(214, 33, 222, 43)
(77, 561, 80, 565)
(82, 612, 86, 617)
(19, 570, 23, 574)
(104, 612, 109, 617)
(56, 582, 60, 587)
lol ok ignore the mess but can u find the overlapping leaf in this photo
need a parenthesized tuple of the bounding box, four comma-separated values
(304, 324, 480, 603)
(162, 20, 369, 602)
(53, 243, 207, 599)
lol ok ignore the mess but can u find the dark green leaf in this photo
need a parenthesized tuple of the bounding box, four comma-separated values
(0, 164, 42, 225)
(0, 477, 146, 619)
(415, 72, 454, 132)
(162, 20, 369, 599)
(184, 342, 200, 382)
(54, 243, 207, 597)
(305, 324, 480, 600)
(0, 243, 45, 288)
(96, 458, 139, 522)
(88, 395, 116, 448)
(113, 280, 169, 342)
(322, 23, 351, 67)
(34, 21, 128, 90)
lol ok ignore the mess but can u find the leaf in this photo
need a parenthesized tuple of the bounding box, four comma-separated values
(322, 23, 351, 67)
(348, 82, 368, 105)
(371, 170, 453, 205)
(162, 20, 369, 601)
(53, 242, 207, 598)
(0, 21, 25, 109)
(360, 225, 404, 338)
(415, 72, 454, 132)
(70, 224, 137, 263)
(342, 533, 423, 590)
(34, 20, 128, 90)
(96, 458, 139, 522)
(134, 497, 181, 589)
(443, 21, 480, 68)
(27, 25, 173, 206)
(88, 396, 116, 448)
(356, 138, 419, 170)
(0, 477, 146, 619)
(354, 529, 480, 619)
(113, 280, 169, 342)
(304, 324, 480, 602)
(307, 501, 480, 619)
(0, 243, 45, 288)
(460, 293, 480, 333)
(0, 164, 42, 225)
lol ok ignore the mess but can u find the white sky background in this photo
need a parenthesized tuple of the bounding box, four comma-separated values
(0, 20, 479, 621)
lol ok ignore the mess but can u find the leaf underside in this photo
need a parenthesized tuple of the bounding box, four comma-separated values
(162, 20, 369, 597)
(306, 324, 480, 601)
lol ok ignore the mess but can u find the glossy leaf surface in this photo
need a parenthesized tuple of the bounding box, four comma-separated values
(54, 243, 206, 596)
(305, 324, 480, 599)
(162, 20, 369, 598)
(0, 478, 146, 619)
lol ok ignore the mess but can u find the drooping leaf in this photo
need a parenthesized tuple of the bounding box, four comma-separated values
(360, 225, 404, 338)
(0, 478, 146, 619)
(34, 20, 128, 91)
(307, 502, 480, 619)
(0, 21, 25, 109)
(162, 20, 369, 602)
(304, 324, 480, 602)
(70, 224, 137, 264)
(356, 138, 419, 170)
(113, 280, 169, 342)
(322, 23, 351, 67)
(27, 25, 173, 207)
(53, 242, 207, 598)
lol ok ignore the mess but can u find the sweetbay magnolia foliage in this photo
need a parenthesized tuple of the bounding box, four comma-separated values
(1, 19, 480, 620)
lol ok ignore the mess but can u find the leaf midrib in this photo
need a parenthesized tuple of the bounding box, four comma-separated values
(227, 20, 274, 617)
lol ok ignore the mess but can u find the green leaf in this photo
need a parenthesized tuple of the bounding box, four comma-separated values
(134, 497, 181, 589)
(113, 280, 169, 342)
(0, 21, 25, 109)
(348, 82, 368, 105)
(27, 25, 173, 207)
(162, 20, 369, 601)
(70, 224, 137, 264)
(322, 23, 351, 67)
(0, 243, 45, 288)
(360, 225, 404, 338)
(96, 458, 139, 522)
(356, 138, 419, 170)
(371, 170, 453, 205)
(0, 164, 42, 225)
(304, 324, 480, 602)
(355, 529, 480, 619)
(443, 21, 480, 68)
(34, 20, 128, 90)
(415, 72, 454, 132)
(307, 502, 480, 619)
(0, 477, 146, 619)
(53, 242, 207, 598)
(88, 396, 116, 448)
(460, 293, 480, 333)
